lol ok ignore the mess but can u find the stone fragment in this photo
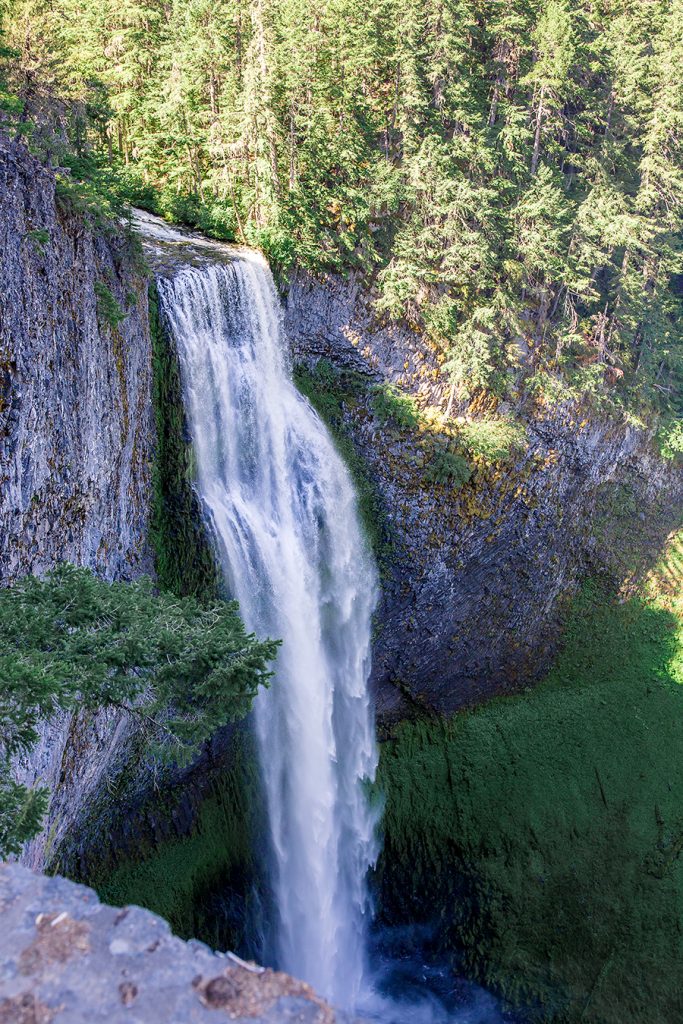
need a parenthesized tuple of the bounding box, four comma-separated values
(0, 992, 56, 1024)
(19, 915, 90, 975)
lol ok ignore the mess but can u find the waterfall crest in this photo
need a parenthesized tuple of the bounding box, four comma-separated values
(157, 251, 379, 1009)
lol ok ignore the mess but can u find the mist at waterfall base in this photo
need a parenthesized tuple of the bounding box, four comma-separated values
(149, 220, 519, 1024)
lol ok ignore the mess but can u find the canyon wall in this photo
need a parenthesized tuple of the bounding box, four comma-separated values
(0, 137, 153, 582)
(284, 269, 683, 722)
(0, 134, 155, 866)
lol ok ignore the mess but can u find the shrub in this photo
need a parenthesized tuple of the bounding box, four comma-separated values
(251, 224, 297, 273)
(94, 281, 126, 330)
(457, 415, 528, 463)
(525, 368, 573, 406)
(0, 566, 279, 858)
(425, 449, 472, 487)
(54, 168, 122, 227)
(27, 228, 49, 251)
(659, 418, 683, 460)
(371, 383, 420, 429)
(294, 359, 345, 423)
(155, 188, 237, 242)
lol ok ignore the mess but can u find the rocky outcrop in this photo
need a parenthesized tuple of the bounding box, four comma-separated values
(285, 270, 683, 722)
(0, 136, 153, 581)
(0, 862, 333, 1024)
(0, 134, 154, 867)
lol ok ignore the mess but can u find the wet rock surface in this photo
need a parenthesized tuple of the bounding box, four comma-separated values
(130, 208, 239, 277)
(0, 864, 334, 1024)
(284, 269, 683, 721)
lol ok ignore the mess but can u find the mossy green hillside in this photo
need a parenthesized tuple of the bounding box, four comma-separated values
(377, 532, 683, 1024)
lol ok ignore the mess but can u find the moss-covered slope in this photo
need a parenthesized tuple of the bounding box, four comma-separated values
(377, 533, 683, 1024)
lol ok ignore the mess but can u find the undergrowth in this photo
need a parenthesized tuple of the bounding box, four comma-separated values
(94, 281, 126, 331)
(92, 731, 263, 953)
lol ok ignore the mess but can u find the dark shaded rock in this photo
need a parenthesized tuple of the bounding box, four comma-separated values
(0, 135, 153, 583)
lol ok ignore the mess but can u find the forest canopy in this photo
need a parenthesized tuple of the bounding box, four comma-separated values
(1, 0, 682, 423)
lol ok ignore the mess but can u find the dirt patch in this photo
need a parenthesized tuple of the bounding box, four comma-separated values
(19, 913, 90, 976)
(0, 992, 57, 1024)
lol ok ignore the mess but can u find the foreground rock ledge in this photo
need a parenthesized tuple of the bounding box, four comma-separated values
(0, 863, 335, 1023)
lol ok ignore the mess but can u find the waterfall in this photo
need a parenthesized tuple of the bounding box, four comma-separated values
(157, 251, 379, 1009)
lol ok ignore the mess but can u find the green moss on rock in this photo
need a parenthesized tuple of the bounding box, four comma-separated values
(149, 282, 220, 602)
(376, 535, 683, 1024)
(293, 360, 389, 562)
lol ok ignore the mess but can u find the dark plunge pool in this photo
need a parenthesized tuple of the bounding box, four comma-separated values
(357, 922, 525, 1024)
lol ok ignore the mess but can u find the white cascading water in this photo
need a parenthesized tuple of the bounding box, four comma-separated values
(157, 252, 379, 1010)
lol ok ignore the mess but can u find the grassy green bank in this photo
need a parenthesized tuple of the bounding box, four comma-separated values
(377, 533, 683, 1024)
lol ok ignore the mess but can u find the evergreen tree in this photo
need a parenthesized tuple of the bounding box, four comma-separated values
(0, 566, 278, 858)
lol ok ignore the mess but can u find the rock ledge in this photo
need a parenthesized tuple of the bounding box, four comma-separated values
(0, 863, 333, 1023)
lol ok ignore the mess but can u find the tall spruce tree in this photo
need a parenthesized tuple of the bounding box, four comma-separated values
(2, 0, 680, 416)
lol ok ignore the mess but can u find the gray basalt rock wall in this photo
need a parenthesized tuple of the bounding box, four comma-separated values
(0, 134, 154, 868)
(284, 269, 683, 723)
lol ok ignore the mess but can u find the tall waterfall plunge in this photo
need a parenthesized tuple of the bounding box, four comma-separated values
(157, 252, 379, 1009)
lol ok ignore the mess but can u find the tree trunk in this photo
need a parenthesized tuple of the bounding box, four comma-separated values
(251, 0, 280, 200)
(531, 84, 545, 175)
(289, 103, 297, 189)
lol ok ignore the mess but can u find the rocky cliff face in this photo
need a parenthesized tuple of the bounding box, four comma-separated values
(285, 270, 683, 722)
(0, 134, 154, 867)
(0, 136, 153, 582)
